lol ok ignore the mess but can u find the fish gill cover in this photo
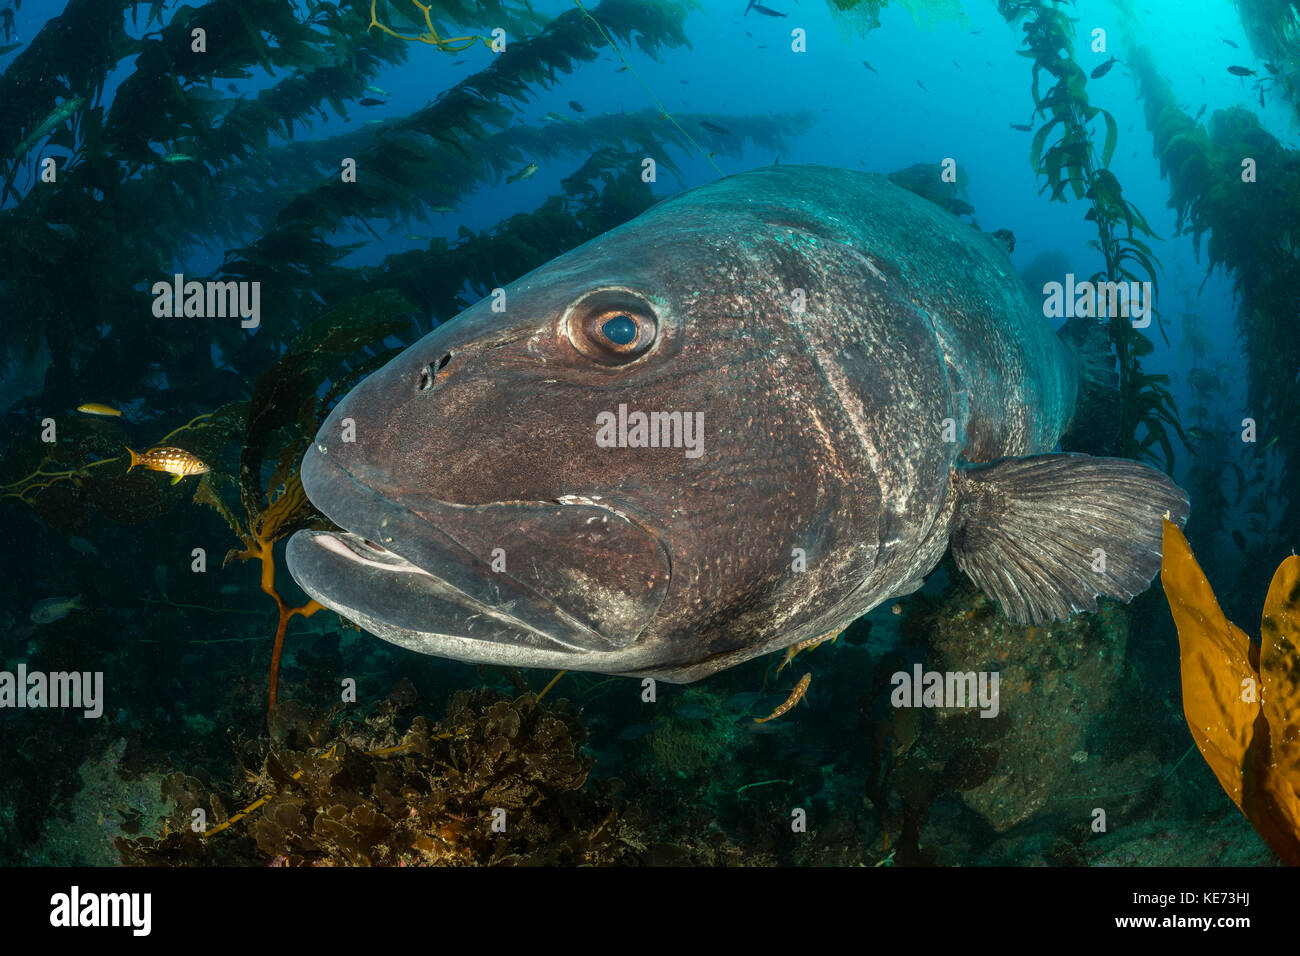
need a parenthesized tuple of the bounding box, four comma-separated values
(0, 0, 1295, 892)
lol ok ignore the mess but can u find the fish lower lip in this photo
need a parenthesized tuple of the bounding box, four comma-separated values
(289, 529, 579, 652)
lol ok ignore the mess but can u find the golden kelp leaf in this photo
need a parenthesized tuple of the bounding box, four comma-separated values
(253, 470, 312, 546)
(1161, 519, 1258, 806)
(1162, 520, 1300, 864)
(1256, 555, 1300, 861)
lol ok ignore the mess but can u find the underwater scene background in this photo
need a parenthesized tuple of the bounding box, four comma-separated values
(0, 0, 1297, 869)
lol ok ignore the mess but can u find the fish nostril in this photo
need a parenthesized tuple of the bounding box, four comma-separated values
(416, 353, 452, 392)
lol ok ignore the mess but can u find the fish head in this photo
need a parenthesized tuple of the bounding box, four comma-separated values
(288, 181, 895, 680)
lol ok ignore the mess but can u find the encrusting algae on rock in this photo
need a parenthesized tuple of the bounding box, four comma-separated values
(1160, 518, 1300, 864)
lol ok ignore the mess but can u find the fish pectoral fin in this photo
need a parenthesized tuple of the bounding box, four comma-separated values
(170, 473, 183, 484)
(948, 453, 1189, 625)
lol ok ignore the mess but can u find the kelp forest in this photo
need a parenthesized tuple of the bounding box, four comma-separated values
(0, 0, 1296, 872)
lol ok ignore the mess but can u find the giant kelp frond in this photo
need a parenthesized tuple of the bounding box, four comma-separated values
(185, 107, 810, 255)
(1234, 0, 1300, 124)
(0, 0, 132, 163)
(183, 290, 415, 708)
(239, 0, 691, 247)
(1130, 43, 1300, 535)
(368, 0, 544, 51)
(999, 1, 1180, 473)
(1161, 519, 1300, 864)
(103, 0, 410, 169)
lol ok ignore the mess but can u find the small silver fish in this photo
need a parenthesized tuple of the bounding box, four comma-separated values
(14, 96, 85, 158)
(69, 537, 99, 556)
(365, 85, 389, 96)
(31, 595, 85, 625)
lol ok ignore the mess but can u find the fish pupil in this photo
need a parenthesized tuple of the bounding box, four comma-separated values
(601, 315, 637, 345)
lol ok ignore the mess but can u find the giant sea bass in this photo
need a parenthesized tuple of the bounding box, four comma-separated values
(287, 166, 1188, 682)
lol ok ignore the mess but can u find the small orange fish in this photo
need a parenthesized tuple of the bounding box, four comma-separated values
(755, 672, 811, 723)
(77, 403, 122, 417)
(125, 446, 210, 484)
(775, 629, 839, 675)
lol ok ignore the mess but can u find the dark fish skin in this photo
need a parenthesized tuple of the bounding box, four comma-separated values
(286, 166, 1187, 682)
(1091, 56, 1117, 79)
(359, 97, 386, 106)
(700, 120, 732, 134)
(1228, 65, 1256, 76)
(1010, 123, 1034, 131)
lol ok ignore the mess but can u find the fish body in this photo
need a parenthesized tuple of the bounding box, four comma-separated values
(162, 152, 195, 164)
(700, 120, 732, 134)
(748, 2, 787, 16)
(14, 96, 85, 158)
(359, 97, 386, 107)
(1009, 123, 1033, 131)
(569, 100, 585, 113)
(365, 85, 389, 95)
(1091, 57, 1117, 79)
(506, 162, 538, 184)
(126, 446, 210, 483)
(287, 165, 1188, 682)
(76, 402, 122, 417)
(1228, 65, 1257, 76)
(31, 595, 84, 625)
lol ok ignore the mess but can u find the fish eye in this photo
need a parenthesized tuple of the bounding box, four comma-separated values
(565, 290, 658, 364)
(601, 315, 638, 345)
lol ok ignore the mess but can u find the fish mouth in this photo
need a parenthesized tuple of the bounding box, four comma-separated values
(286, 446, 672, 670)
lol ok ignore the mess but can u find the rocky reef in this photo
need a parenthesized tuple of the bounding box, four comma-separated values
(117, 682, 649, 866)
